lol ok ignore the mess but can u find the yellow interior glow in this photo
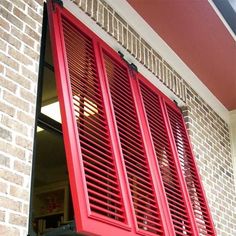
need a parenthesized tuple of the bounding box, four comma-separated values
(41, 96, 98, 124)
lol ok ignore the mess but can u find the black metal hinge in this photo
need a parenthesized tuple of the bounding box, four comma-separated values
(173, 100, 184, 113)
(52, 0, 63, 10)
(118, 51, 138, 73)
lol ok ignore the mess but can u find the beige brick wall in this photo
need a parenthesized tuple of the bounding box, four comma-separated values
(0, 0, 43, 235)
(71, 0, 236, 235)
(183, 88, 236, 235)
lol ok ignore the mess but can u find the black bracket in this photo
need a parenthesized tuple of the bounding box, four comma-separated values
(173, 100, 178, 107)
(52, 0, 63, 10)
(173, 100, 184, 113)
(118, 51, 138, 73)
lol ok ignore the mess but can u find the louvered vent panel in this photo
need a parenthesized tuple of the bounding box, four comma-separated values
(140, 82, 194, 236)
(104, 54, 164, 235)
(61, 18, 126, 223)
(166, 105, 215, 235)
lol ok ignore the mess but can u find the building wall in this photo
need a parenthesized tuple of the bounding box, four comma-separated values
(0, 0, 235, 235)
(0, 0, 43, 235)
(183, 88, 236, 235)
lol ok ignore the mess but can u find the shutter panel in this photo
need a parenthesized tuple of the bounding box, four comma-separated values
(103, 53, 165, 235)
(48, 3, 132, 235)
(166, 103, 216, 235)
(48, 2, 216, 235)
(139, 81, 197, 236)
(61, 18, 126, 222)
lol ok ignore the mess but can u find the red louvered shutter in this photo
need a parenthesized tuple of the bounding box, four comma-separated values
(102, 52, 166, 236)
(138, 78, 199, 236)
(48, 1, 216, 235)
(165, 102, 216, 235)
(47, 3, 132, 235)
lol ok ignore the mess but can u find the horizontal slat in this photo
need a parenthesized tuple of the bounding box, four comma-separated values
(104, 54, 164, 234)
(140, 82, 194, 235)
(166, 104, 215, 235)
(62, 18, 125, 223)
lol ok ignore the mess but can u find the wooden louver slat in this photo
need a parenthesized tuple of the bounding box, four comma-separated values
(61, 17, 126, 223)
(166, 105, 215, 235)
(103, 54, 165, 235)
(139, 82, 194, 235)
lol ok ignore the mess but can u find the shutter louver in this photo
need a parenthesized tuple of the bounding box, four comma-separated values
(103, 54, 164, 235)
(166, 104, 216, 235)
(61, 17, 126, 223)
(49, 2, 216, 235)
(139, 82, 195, 236)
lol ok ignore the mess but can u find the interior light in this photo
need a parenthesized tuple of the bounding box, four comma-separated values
(41, 101, 62, 123)
(73, 95, 98, 117)
(41, 96, 98, 124)
(37, 126, 44, 133)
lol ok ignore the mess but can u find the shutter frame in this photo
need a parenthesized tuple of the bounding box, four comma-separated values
(48, 2, 133, 235)
(130, 76, 176, 236)
(136, 74, 200, 235)
(47, 1, 216, 235)
(164, 98, 217, 235)
(101, 50, 166, 235)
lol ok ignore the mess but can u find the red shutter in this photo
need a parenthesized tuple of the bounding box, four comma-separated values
(138, 79, 199, 235)
(102, 52, 166, 236)
(165, 102, 216, 235)
(48, 1, 216, 235)
(48, 2, 132, 235)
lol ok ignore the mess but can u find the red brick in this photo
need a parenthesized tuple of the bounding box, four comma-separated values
(3, 90, 30, 112)
(6, 68, 31, 90)
(0, 52, 19, 71)
(0, 195, 22, 211)
(8, 47, 33, 67)
(10, 185, 29, 202)
(13, 6, 36, 29)
(0, 7, 23, 30)
(0, 140, 25, 160)
(0, 168, 24, 186)
(9, 213, 27, 227)
(0, 225, 20, 236)
(0, 16, 10, 31)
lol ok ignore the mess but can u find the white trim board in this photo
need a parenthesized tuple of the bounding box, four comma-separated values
(63, 0, 229, 123)
(208, 0, 236, 41)
(229, 110, 236, 191)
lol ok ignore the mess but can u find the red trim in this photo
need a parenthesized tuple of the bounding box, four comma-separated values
(48, 2, 131, 235)
(136, 74, 199, 235)
(164, 98, 217, 235)
(131, 76, 175, 236)
(47, 2, 87, 231)
(161, 97, 200, 235)
(93, 42, 133, 230)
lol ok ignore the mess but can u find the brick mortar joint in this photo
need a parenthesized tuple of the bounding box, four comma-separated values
(72, 0, 187, 102)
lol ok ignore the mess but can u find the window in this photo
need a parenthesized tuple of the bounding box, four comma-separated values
(34, 1, 216, 235)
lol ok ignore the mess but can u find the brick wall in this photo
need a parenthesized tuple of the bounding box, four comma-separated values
(183, 87, 236, 235)
(70, 0, 236, 235)
(0, 0, 43, 235)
